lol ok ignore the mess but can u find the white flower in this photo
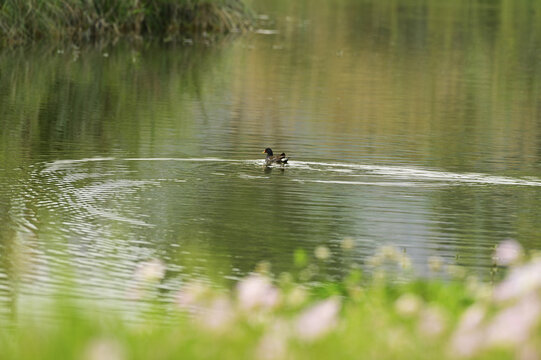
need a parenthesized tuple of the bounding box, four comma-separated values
(84, 338, 125, 360)
(134, 259, 166, 283)
(294, 298, 341, 341)
(428, 256, 444, 272)
(286, 286, 308, 307)
(399, 255, 412, 270)
(493, 239, 524, 266)
(237, 275, 280, 310)
(381, 245, 400, 261)
(314, 246, 331, 260)
(394, 293, 422, 317)
(418, 307, 446, 337)
(341, 237, 354, 250)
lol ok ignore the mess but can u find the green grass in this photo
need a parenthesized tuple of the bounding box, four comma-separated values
(2, 245, 541, 360)
(0, 0, 253, 46)
(0, 281, 465, 360)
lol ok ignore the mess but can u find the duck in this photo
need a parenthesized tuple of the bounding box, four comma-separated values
(262, 148, 289, 166)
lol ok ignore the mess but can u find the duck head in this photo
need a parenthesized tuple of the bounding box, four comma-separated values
(263, 148, 273, 156)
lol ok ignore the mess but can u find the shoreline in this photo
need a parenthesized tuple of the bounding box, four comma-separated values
(0, 0, 253, 47)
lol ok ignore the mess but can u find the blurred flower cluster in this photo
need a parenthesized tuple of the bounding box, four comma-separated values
(174, 272, 340, 359)
(125, 239, 541, 360)
(450, 240, 541, 359)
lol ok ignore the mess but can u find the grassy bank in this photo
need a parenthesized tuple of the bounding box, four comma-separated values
(2, 241, 541, 359)
(0, 0, 252, 46)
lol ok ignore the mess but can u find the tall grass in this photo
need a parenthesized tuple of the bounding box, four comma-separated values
(0, 0, 253, 46)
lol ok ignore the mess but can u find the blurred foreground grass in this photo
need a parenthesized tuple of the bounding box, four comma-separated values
(1, 240, 540, 360)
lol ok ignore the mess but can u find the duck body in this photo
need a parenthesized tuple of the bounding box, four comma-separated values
(263, 148, 289, 166)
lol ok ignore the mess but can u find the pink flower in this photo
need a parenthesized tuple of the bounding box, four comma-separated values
(196, 296, 235, 331)
(128, 259, 166, 300)
(493, 239, 524, 266)
(449, 305, 486, 357)
(294, 298, 341, 341)
(485, 295, 541, 346)
(176, 282, 209, 309)
(237, 275, 280, 310)
(493, 260, 541, 302)
(256, 320, 289, 360)
(134, 259, 166, 282)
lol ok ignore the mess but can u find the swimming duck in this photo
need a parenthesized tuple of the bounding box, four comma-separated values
(262, 148, 289, 166)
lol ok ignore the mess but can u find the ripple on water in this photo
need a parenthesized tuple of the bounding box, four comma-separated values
(39, 157, 541, 187)
(3, 156, 540, 319)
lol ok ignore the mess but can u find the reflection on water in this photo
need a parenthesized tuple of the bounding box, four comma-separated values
(1, 0, 541, 314)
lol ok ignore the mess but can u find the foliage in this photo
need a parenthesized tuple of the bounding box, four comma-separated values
(0, 0, 253, 46)
(1, 242, 541, 359)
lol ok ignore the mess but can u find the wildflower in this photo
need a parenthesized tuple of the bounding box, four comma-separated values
(457, 305, 486, 332)
(256, 320, 289, 360)
(449, 305, 486, 357)
(314, 246, 331, 260)
(128, 259, 166, 300)
(134, 259, 166, 283)
(485, 294, 541, 346)
(341, 237, 354, 250)
(237, 275, 280, 310)
(381, 245, 400, 261)
(286, 286, 308, 307)
(493, 260, 541, 302)
(294, 298, 341, 341)
(84, 338, 125, 360)
(176, 281, 210, 309)
(418, 307, 446, 337)
(493, 239, 524, 266)
(399, 255, 412, 270)
(196, 296, 235, 331)
(428, 256, 444, 272)
(394, 293, 423, 317)
(366, 254, 383, 267)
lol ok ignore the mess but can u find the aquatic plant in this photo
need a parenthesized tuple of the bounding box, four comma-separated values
(0, 0, 253, 46)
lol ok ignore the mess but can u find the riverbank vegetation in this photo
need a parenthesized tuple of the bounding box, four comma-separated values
(0, 0, 252, 46)
(2, 240, 540, 359)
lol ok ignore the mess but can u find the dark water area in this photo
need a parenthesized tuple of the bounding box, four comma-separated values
(1, 0, 541, 312)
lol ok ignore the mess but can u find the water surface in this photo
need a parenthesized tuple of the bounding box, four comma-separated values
(1, 0, 541, 312)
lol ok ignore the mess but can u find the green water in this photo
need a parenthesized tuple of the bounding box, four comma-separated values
(1, 0, 541, 310)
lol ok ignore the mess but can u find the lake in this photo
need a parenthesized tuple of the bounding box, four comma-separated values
(1, 0, 541, 313)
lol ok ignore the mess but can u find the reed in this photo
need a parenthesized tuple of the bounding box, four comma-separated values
(0, 0, 253, 46)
